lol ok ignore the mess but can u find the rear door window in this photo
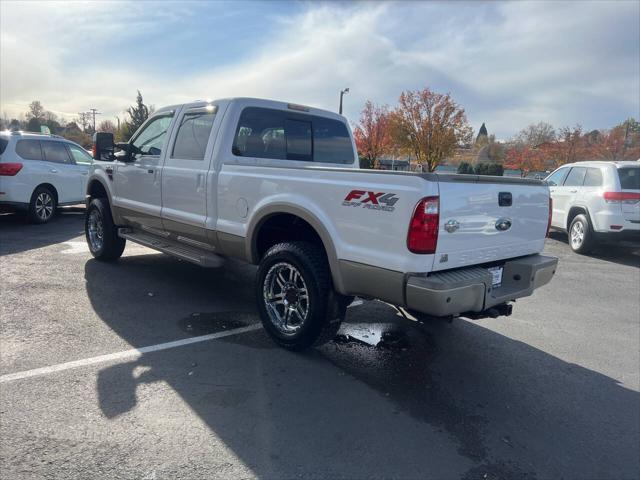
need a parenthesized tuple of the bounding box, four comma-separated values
(171, 110, 217, 160)
(563, 167, 587, 187)
(0, 138, 8, 155)
(583, 168, 603, 187)
(15, 139, 43, 160)
(618, 167, 640, 190)
(42, 141, 72, 164)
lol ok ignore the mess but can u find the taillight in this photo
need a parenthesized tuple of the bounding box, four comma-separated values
(407, 196, 439, 254)
(546, 197, 553, 237)
(92, 144, 96, 158)
(603, 191, 640, 204)
(0, 162, 23, 176)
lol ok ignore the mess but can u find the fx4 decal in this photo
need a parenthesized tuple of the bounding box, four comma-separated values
(342, 190, 399, 212)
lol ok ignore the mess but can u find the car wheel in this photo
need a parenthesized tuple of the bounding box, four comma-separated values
(569, 214, 595, 254)
(85, 197, 126, 261)
(256, 242, 346, 351)
(28, 186, 56, 224)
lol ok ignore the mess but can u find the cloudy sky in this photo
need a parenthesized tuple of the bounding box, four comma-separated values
(1, 0, 638, 139)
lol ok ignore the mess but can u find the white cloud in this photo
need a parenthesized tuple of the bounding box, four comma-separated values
(1, 1, 638, 137)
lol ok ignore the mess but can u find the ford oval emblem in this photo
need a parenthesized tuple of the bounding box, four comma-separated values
(495, 218, 512, 231)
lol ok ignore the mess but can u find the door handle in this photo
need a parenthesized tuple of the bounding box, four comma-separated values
(569, 189, 578, 193)
(50, 168, 58, 173)
(147, 169, 154, 174)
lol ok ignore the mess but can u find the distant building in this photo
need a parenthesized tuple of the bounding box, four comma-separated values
(378, 158, 410, 171)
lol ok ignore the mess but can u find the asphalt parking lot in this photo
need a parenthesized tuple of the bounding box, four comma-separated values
(1, 210, 639, 480)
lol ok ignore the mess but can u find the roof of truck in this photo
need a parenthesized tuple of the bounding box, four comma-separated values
(156, 97, 346, 122)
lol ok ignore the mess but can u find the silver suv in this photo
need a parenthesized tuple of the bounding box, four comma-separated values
(546, 161, 640, 253)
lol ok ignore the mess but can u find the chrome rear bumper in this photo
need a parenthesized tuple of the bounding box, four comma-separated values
(406, 254, 558, 318)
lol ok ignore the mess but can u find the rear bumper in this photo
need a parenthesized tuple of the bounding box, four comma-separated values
(405, 254, 558, 318)
(594, 229, 640, 243)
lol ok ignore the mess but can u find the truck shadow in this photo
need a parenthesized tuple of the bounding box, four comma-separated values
(84, 255, 639, 479)
(0, 207, 85, 256)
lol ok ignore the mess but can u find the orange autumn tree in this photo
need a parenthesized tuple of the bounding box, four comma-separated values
(353, 101, 391, 169)
(587, 124, 640, 161)
(388, 87, 472, 172)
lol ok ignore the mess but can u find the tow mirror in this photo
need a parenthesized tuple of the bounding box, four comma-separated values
(93, 132, 115, 161)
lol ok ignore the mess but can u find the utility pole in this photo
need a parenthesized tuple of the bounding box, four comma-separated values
(339, 88, 349, 115)
(89, 108, 101, 132)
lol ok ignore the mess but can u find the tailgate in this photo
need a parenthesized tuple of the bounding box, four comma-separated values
(433, 175, 549, 271)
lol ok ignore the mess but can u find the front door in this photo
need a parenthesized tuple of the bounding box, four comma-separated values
(161, 105, 219, 245)
(113, 113, 175, 232)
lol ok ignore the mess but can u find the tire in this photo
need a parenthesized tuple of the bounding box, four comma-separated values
(28, 186, 56, 224)
(256, 242, 346, 351)
(569, 214, 595, 254)
(85, 197, 126, 261)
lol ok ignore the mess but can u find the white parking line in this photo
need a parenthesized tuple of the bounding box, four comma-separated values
(0, 324, 261, 384)
(1, 300, 366, 384)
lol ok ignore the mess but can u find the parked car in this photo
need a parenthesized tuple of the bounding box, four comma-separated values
(0, 131, 93, 223)
(545, 161, 640, 253)
(86, 97, 557, 350)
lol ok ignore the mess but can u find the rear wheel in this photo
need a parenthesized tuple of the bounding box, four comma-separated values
(85, 198, 126, 261)
(256, 242, 346, 351)
(28, 186, 56, 224)
(569, 214, 595, 254)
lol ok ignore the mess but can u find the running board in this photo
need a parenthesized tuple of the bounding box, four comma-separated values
(118, 228, 223, 267)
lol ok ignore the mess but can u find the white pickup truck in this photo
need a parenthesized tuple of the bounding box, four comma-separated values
(86, 97, 557, 350)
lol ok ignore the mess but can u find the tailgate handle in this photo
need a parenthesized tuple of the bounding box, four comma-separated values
(498, 192, 512, 207)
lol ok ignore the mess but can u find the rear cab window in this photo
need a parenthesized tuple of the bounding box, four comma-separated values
(618, 167, 640, 190)
(232, 107, 354, 164)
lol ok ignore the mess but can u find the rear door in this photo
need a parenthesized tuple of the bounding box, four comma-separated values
(555, 166, 586, 229)
(41, 140, 78, 203)
(161, 105, 219, 245)
(434, 177, 550, 271)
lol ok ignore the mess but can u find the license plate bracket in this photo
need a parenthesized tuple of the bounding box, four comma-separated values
(487, 266, 503, 287)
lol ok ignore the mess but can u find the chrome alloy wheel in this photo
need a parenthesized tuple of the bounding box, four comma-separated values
(570, 220, 585, 249)
(35, 192, 54, 221)
(87, 208, 105, 252)
(263, 262, 309, 335)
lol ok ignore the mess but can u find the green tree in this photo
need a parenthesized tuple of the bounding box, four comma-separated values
(123, 90, 149, 141)
(457, 161, 475, 174)
(475, 162, 504, 176)
(26, 117, 41, 132)
(26, 100, 45, 122)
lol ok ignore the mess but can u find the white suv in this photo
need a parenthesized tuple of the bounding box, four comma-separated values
(546, 161, 640, 253)
(0, 131, 92, 223)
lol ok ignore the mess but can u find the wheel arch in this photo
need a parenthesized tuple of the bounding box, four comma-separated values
(566, 205, 592, 231)
(247, 204, 345, 293)
(32, 183, 58, 203)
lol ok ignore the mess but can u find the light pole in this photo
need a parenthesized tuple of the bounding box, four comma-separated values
(339, 88, 349, 115)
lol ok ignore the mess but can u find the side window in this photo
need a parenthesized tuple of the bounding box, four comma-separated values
(313, 117, 354, 164)
(171, 111, 216, 160)
(131, 115, 174, 156)
(68, 144, 93, 165)
(15, 140, 43, 160)
(232, 107, 284, 159)
(42, 141, 72, 164)
(545, 168, 569, 187)
(583, 168, 603, 187)
(563, 167, 587, 187)
(285, 119, 312, 161)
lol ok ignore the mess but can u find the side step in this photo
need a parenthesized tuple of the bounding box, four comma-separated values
(118, 228, 223, 267)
